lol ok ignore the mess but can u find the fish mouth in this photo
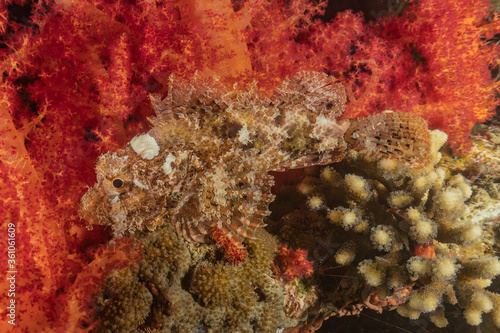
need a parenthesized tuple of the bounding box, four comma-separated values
(78, 189, 111, 226)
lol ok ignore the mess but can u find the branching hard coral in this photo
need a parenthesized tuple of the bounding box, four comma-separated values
(269, 125, 500, 330)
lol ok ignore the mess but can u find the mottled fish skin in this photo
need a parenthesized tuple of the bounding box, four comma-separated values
(79, 71, 431, 247)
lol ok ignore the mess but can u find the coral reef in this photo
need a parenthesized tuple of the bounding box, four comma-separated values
(0, 0, 498, 332)
(90, 123, 500, 332)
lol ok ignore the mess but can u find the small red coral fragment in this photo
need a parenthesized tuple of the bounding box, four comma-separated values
(277, 244, 314, 281)
(212, 227, 248, 265)
(414, 243, 436, 259)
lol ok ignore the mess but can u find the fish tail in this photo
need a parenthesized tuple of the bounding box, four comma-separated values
(345, 112, 432, 168)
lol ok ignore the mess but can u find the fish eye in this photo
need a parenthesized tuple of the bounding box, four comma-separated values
(112, 178, 124, 189)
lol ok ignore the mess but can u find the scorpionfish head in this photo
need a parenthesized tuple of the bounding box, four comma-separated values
(79, 145, 193, 236)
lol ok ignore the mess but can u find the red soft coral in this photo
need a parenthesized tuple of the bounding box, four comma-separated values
(212, 227, 248, 265)
(277, 244, 314, 282)
(243, 0, 500, 151)
(369, 0, 500, 152)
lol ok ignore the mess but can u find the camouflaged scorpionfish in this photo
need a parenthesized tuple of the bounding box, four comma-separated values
(79, 71, 431, 247)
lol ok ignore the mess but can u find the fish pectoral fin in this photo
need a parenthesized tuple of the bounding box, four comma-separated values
(177, 152, 275, 245)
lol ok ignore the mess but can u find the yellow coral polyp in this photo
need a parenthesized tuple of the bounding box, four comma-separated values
(408, 287, 441, 313)
(407, 256, 432, 277)
(334, 241, 356, 266)
(412, 175, 430, 192)
(341, 211, 358, 229)
(379, 158, 399, 172)
(307, 195, 324, 210)
(407, 207, 422, 221)
(388, 190, 413, 209)
(470, 292, 494, 314)
(409, 217, 437, 244)
(344, 174, 371, 201)
(326, 209, 342, 224)
(358, 259, 385, 287)
(297, 181, 315, 196)
(327, 208, 360, 230)
(353, 219, 370, 234)
(370, 225, 395, 252)
(321, 167, 340, 183)
(464, 308, 483, 326)
(431, 257, 460, 281)
(435, 187, 466, 212)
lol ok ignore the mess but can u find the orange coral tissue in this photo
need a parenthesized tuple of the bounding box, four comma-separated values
(277, 244, 314, 282)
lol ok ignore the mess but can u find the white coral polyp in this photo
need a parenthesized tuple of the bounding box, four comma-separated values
(437, 188, 464, 212)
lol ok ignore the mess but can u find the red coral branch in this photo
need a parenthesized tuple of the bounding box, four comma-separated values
(212, 227, 248, 265)
(277, 244, 314, 282)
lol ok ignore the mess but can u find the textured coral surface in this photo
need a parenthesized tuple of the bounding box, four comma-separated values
(0, 0, 499, 332)
(271, 129, 500, 332)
